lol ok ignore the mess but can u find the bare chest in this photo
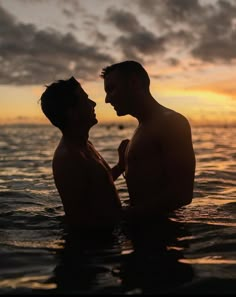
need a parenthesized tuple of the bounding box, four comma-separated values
(127, 126, 161, 163)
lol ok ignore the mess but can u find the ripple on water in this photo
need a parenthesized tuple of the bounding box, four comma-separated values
(0, 125, 236, 294)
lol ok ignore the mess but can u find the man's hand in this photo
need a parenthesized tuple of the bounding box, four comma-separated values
(111, 139, 130, 181)
(117, 139, 130, 172)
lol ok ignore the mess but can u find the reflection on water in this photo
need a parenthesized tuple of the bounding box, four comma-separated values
(48, 218, 194, 295)
(0, 124, 236, 294)
(114, 218, 194, 294)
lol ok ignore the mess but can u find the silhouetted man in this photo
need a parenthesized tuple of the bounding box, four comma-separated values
(40, 77, 123, 230)
(101, 61, 196, 222)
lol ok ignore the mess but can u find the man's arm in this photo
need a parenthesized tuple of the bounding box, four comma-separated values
(159, 113, 196, 210)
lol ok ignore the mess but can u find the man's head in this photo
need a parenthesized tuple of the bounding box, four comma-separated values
(40, 77, 97, 131)
(100, 61, 150, 116)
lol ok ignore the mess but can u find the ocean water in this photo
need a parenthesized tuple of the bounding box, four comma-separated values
(0, 123, 236, 294)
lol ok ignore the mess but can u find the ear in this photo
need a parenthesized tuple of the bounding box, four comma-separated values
(65, 107, 76, 122)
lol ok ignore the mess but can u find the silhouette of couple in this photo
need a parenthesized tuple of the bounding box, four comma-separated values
(40, 61, 196, 231)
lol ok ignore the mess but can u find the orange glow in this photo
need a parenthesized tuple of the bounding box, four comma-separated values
(151, 82, 236, 125)
(191, 79, 236, 99)
(0, 275, 56, 289)
(179, 257, 236, 265)
(1, 77, 236, 125)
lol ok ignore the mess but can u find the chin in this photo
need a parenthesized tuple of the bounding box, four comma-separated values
(91, 118, 98, 126)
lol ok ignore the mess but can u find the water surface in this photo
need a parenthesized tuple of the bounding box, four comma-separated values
(0, 124, 236, 294)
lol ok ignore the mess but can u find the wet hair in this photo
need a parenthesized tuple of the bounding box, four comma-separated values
(40, 76, 80, 130)
(100, 60, 150, 88)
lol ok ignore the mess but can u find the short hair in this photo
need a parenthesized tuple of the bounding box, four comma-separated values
(100, 60, 150, 88)
(40, 77, 80, 130)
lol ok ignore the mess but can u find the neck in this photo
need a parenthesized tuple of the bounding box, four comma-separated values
(62, 126, 89, 147)
(132, 95, 160, 124)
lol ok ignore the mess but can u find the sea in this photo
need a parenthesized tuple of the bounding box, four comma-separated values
(0, 123, 236, 295)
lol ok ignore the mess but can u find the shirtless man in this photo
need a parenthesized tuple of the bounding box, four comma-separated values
(40, 77, 123, 230)
(101, 61, 196, 221)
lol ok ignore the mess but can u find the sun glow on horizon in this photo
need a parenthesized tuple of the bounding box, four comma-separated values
(1, 77, 236, 126)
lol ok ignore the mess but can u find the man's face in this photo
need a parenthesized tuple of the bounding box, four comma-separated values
(104, 70, 132, 116)
(73, 85, 98, 127)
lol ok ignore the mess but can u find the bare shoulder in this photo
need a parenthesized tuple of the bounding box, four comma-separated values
(160, 108, 192, 137)
(147, 106, 191, 141)
(156, 108, 195, 161)
(162, 106, 189, 124)
(52, 142, 87, 179)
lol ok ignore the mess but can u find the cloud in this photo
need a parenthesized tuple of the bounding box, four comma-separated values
(105, 7, 196, 64)
(137, 0, 203, 30)
(192, 35, 236, 62)
(106, 8, 167, 61)
(61, 0, 84, 18)
(135, 0, 236, 64)
(106, 7, 142, 33)
(0, 0, 235, 86)
(166, 57, 180, 66)
(0, 5, 113, 85)
(191, 0, 236, 62)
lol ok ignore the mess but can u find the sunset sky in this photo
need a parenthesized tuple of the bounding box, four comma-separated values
(0, 0, 235, 125)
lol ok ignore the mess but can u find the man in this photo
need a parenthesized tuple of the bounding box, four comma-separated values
(101, 61, 196, 222)
(40, 76, 124, 230)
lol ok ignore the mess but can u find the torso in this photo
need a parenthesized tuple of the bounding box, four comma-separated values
(126, 117, 164, 205)
(125, 104, 195, 209)
(84, 142, 121, 209)
(52, 139, 121, 228)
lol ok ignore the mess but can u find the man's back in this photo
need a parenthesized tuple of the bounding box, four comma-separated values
(53, 139, 121, 229)
(125, 104, 195, 217)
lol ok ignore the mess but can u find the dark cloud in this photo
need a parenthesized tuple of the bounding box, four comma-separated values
(93, 31, 107, 43)
(191, 0, 236, 62)
(61, 0, 83, 18)
(115, 33, 166, 60)
(106, 8, 166, 61)
(136, 0, 236, 64)
(1, 0, 235, 86)
(192, 35, 236, 62)
(106, 8, 142, 33)
(162, 30, 195, 48)
(105, 7, 197, 63)
(0, 5, 113, 85)
(137, 0, 203, 30)
(166, 57, 180, 66)
(63, 8, 75, 18)
(67, 22, 78, 30)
